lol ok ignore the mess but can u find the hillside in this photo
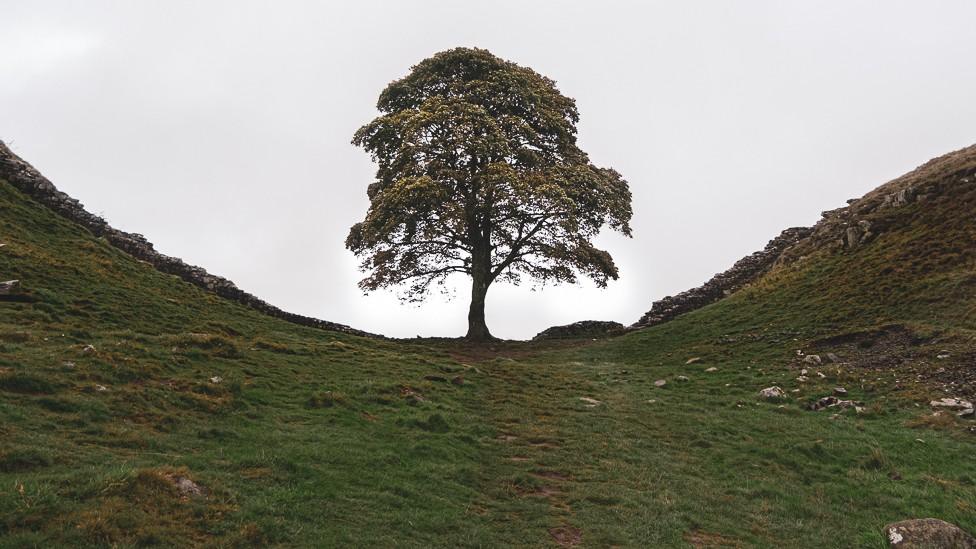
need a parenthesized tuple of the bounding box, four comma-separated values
(2, 145, 975, 547)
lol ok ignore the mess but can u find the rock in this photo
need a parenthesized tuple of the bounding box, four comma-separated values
(579, 397, 601, 407)
(834, 387, 848, 396)
(800, 368, 809, 375)
(810, 396, 860, 411)
(685, 357, 702, 365)
(825, 352, 841, 363)
(759, 386, 786, 400)
(62, 361, 76, 369)
(168, 475, 208, 499)
(816, 371, 826, 378)
(676, 375, 689, 382)
(797, 376, 809, 382)
(94, 384, 108, 392)
(705, 367, 718, 373)
(930, 397, 973, 410)
(884, 518, 975, 548)
(533, 320, 624, 341)
(654, 379, 667, 387)
(209, 376, 223, 384)
(803, 354, 822, 365)
(0, 280, 21, 295)
(82, 344, 97, 354)
(936, 351, 951, 360)
(958, 408, 975, 419)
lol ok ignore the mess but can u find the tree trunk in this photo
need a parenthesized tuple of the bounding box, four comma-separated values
(465, 278, 492, 341)
(465, 240, 493, 341)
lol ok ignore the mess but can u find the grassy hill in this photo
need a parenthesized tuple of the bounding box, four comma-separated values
(1, 145, 974, 547)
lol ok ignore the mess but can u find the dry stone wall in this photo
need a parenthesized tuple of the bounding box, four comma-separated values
(633, 227, 813, 328)
(0, 140, 374, 338)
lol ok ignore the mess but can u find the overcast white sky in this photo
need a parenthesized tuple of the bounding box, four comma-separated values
(3, 1, 975, 339)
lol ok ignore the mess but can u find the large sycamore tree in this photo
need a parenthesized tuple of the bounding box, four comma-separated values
(347, 48, 632, 340)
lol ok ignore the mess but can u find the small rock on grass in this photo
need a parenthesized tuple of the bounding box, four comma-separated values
(705, 367, 718, 373)
(654, 379, 667, 387)
(579, 397, 601, 407)
(930, 397, 973, 410)
(884, 518, 975, 548)
(758, 386, 786, 400)
(834, 387, 848, 396)
(685, 357, 702, 364)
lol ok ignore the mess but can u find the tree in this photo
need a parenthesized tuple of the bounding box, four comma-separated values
(347, 48, 633, 340)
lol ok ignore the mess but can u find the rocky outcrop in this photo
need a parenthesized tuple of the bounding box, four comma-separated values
(633, 227, 812, 328)
(533, 320, 625, 341)
(0, 140, 374, 338)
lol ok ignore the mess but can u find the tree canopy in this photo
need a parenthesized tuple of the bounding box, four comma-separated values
(347, 47, 633, 339)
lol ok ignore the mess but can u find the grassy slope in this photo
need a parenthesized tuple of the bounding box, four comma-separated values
(2, 149, 975, 549)
(0, 178, 498, 546)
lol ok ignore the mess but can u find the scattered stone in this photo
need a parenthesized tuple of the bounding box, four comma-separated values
(797, 376, 809, 382)
(676, 375, 689, 382)
(936, 350, 951, 360)
(62, 361, 75, 369)
(705, 367, 718, 373)
(958, 408, 975, 419)
(884, 518, 975, 548)
(816, 371, 826, 378)
(930, 397, 973, 411)
(759, 386, 786, 400)
(579, 397, 601, 407)
(825, 352, 841, 363)
(209, 376, 223, 384)
(810, 396, 860, 411)
(834, 387, 848, 396)
(803, 354, 822, 365)
(94, 384, 108, 392)
(646, 399, 656, 404)
(82, 344, 97, 354)
(685, 357, 702, 365)
(800, 368, 809, 376)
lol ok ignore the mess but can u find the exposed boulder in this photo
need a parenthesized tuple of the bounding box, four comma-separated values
(533, 320, 625, 341)
(885, 518, 975, 548)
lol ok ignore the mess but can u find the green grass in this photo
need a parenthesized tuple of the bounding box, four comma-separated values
(2, 167, 975, 547)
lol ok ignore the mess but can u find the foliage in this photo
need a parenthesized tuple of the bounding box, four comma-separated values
(348, 48, 632, 337)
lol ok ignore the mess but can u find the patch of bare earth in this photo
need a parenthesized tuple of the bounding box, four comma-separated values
(549, 525, 583, 547)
